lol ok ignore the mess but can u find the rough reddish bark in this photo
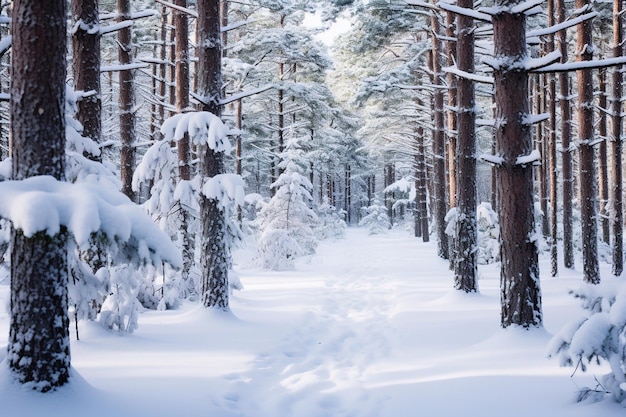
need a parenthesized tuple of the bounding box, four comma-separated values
(611, 0, 623, 276)
(493, 1, 542, 328)
(454, 0, 477, 293)
(429, 14, 448, 260)
(118, 0, 136, 201)
(557, 0, 574, 269)
(9, 0, 70, 391)
(576, 0, 599, 284)
(72, 0, 101, 156)
(197, 0, 229, 309)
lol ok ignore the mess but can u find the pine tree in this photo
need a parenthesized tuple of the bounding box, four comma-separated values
(8, 0, 70, 392)
(490, 0, 542, 328)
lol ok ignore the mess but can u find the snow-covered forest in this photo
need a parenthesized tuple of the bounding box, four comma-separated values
(1, 0, 626, 415)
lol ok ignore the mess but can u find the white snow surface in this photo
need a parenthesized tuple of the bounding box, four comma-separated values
(0, 228, 623, 416)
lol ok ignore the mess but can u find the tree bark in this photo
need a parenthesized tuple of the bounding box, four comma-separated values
(118, 0, 136, 201)
(197, 0, 229, 309)
(493, 1, 542, 328)
(428, 15, 448, 259)
(557, 0, 574, 269)
(9, 0, 70, 391)
(611, 0, 624, 277)
(576, 0, 599, 284)
(71, 0, 101, 156)
(598, 69, 609, 244)
(454, 0, 477, 293)
(547, 0, 559, 277)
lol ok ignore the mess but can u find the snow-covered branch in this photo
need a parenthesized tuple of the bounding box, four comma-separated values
(527, 12, 598, 38)
(525, 50, 562, 71)
(443, 66, 494, 84)
(101, 63, 149, 72)
(154, 0, 198, 18)
(161, 111, 231, 153)
(479, 154, 504, 165)
(531, 56, 626, 73)
(0, 175, 182, 268)
(515, 150, 541, 166)
(437, 1, 492, 22)
(221, 84, 274, 105)
(99, 20, 133, 35)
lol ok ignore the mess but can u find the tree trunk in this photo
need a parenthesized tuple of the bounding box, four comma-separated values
(598, 69, 609, 244)
(557, 0, 574, 269)
(416, 125, 429, 242)
(118, 0, 136, 201)
(493, 1, 542, 328)
(71, 0, 101, 156)
(547, 0, 559, 277)
(197, 0, 229, 309)
(454, 0, 477, 292)
(534, 74, 549, 238)
(174, 0, 195, 291)
(428, 16, 448, 259)
(611, 0, 624, 277)
(445, 10, 457, 211)
(9, 0, 70, 391)
(576, 0, 599, 284)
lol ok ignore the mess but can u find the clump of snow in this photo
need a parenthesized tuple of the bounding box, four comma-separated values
(0, 175, 181, 268)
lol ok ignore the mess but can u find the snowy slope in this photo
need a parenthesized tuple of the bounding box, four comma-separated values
(0, 227, 623, 417)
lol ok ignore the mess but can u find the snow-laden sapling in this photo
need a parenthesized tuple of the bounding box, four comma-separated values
(359, 199, 391, 235)
(257, 139, 318, 270)
(548, 280, 626, 404)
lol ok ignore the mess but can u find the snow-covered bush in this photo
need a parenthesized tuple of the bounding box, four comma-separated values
(98, 264, 142, 333)
(359, 200, 390, 235)
(315, 201, 347, 240)
(257, 140, 318, 270)
(548, 280, 626, 404)
(476, 202, 500, 264)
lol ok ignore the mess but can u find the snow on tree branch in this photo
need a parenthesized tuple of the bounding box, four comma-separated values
(101, 63, 149, 72)
(154, 0, 198, 18)
(202, 174, 245, 210)
(443, 66, 494, 84)
(531, 56, 626, 73)
(479, 154, 504, 165)
(515, 150, 541, 166)
(99, 20, 133, 35)
(161, 111, 232, 153)
(0, 175, 182, 268)
(436, 1, 492, 22)
(527, 12, 598, 38)
(524, 50, 562, 71)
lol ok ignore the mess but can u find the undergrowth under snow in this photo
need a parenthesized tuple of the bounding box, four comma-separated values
(0, 227, 623, 417)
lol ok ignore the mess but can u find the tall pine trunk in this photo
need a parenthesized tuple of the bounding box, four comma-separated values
(118, 0, 136, 201)
(197, 0, 229, 309)
(576, 0, 599, 284)
(429, 14, 448, 259)
(72, 0, 101, 154)
(8, 0, 70, 391)
(557, 0, 574, 269)
(611, 0, 624, 276)
(547, 0, 558, 277)
(493, 1, 542, 328)
(454, 0, 477, 293)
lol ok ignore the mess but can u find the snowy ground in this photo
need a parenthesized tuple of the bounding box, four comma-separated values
(0, 227, 624, 417)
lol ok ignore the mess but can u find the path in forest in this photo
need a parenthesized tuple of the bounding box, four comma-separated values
(219, 229, 418, 417)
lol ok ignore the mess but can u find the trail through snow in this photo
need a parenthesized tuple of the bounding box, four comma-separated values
(0, 227, 624, 417)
